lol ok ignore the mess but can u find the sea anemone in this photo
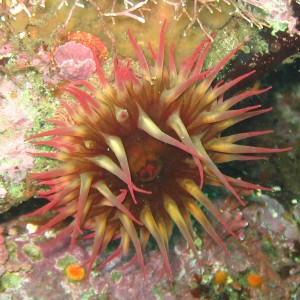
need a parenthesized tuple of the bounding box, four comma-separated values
(247, 273, 263, 288)
(26, 22, 290, 283)
(214, 270, 228, 285)
(65, 264, 86, 281)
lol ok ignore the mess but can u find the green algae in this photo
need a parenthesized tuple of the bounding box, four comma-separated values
(56, 254, 78, 270)
(6, 241, 18, 261)
(80, 289, 98, 300)
(22, 243, 42, 261)
(98, 285, 110, 300)
(194, 237, 203, 250)
(153, 281, 179, 300)
(7, 183, 26, 205)
(0, 272, 21, 290)
(261, 238, 278, 259)
(110, 270, 122, 283)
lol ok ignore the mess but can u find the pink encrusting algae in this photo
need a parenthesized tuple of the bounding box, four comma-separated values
(26, 22, 291, 283)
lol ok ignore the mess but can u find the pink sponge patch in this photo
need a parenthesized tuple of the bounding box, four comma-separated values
(54, 41, 96, 81)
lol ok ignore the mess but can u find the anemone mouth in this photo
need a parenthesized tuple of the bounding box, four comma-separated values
(117, 130, 197, 203)
(126, 133, 166, 183)
(26, 22, 292, 284)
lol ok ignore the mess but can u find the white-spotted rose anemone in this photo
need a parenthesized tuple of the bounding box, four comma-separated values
(27, 22, 291, 283)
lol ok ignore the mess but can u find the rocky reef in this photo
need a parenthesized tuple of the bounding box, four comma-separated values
(0, 1, 299, 299)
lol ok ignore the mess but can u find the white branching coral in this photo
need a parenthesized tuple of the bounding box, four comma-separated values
(165, 0, 299, 38)
(3, 1, 297, 38)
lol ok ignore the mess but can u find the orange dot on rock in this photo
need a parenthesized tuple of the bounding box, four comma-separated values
(247, 273, 262, 287)
(65, 264, 85, 281)
(214, 271, 227, 284)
